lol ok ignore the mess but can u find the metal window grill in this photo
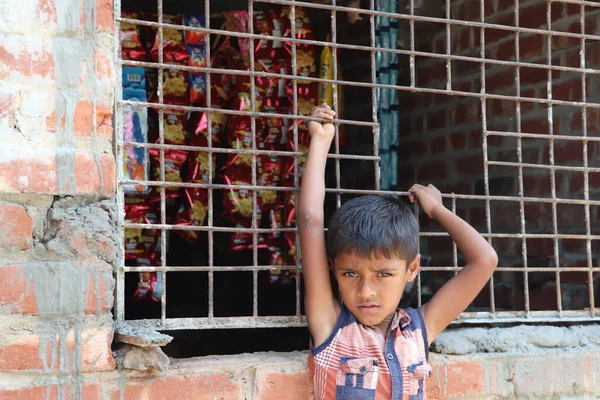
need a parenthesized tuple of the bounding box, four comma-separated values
(115, 0, 600, 332)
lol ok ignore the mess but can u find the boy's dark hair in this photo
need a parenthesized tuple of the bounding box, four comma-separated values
(327, 195, 419, 262)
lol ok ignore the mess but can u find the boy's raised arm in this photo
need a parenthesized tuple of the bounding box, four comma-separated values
(298, 104, 340, 346)
(410, 184, 498, 342)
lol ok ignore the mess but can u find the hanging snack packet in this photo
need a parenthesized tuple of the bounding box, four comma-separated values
(122, 66, 150, 194)
(184, 14, 206, 45)
(150, 14, 188, 64)
(121, 13, 146, 61)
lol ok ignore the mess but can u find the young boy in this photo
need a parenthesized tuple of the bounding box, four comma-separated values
(299, 104, 498, 399)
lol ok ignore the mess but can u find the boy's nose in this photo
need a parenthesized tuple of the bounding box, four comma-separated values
(358, 279, 377, 300)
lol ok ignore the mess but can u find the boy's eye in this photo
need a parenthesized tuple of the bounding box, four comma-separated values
(343, 271, 358, 278)
(378, 272, 392, 277)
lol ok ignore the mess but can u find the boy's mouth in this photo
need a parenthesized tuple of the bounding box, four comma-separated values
(357, 303, 380, 312)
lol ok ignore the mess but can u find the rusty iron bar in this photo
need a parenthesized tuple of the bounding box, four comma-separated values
(119, 140, 381, 160)
(122, 265, 600, 273)
(120, 56, 600, 93)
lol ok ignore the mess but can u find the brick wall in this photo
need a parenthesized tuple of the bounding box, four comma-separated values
(0, 0, 117, 393)
(398, 0, 600, 311)
(2, 351, 600, 399)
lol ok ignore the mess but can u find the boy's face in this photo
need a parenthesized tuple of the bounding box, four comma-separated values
(333, 252, 420, 327)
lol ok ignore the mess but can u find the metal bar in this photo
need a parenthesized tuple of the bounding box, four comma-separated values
(120, 141, 381, 160)
(118, 180, 600, 206)
(370, 0, 379, 191)
(113, 0, 125, 323)
(123, 265, 600, 273)
(514, 0, 529, 316)
(580, 4, 595, 318)
(480, 0, 495, 316)
(546, 2, 561, 315)
(486, 130, 600, 142)
(118, 311, 600, 332)
(205, 0, 215, 321)
(117, 99, 381, 126)
(156, 0, 167, 323)
(119, 55, 600, 91)
(119, 83, 600, 111)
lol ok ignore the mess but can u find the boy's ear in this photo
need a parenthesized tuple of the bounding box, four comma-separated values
(407, 254, 421, 282)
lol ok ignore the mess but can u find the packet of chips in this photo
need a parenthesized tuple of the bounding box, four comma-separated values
(174, 188, 209, 243)
(122, 66, 150, 194)
(184, 14, 206, 45)
(149, 148, 189, 194)
(150, 14, 188, 64)
(163, 110, 188, 144)
(120, 13, 146, 61)
(163, 69, 189, 105)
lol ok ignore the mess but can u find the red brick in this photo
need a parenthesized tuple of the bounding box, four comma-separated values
(521, 118, 549, 135)
(427, 110, 447, 131)
(523, 174, 551, 197)
(0, 204, 33, 250)
(0, 155, 58, 193)
(114, 373, 242, 400)
(0, 46, 54, 78)
(558, 203, 586, 226)
(520, 34, 545, 61)
(555, 141, 584, 165)
(84, 273, 113, 314)
(74, 153, 116, 195)
(254, 370, 311, 400)
(495, 40, 516, 62)
(469, 129, 483, 149)
(569, 172, 584, 194)
(552, 22, 582, 50)
(0, 328, 114, 372)
(590, 172, 600, 190)
(73, 100, 113, 137)
(0, 386, 57, 400)
(445, 359, 486, 397)
(0, 265, 37, 314)
(95, 47, 114, 81)
(96, 0, 114, 31)
(450, 133, 466, 151)
(431, 136, 449, 155)
(425, 359, 443, 400)
(417, 160, 448, 181)
(486, 70, 514, 93)
(456, 154, 483, 177)
(37, 0, 57, 27)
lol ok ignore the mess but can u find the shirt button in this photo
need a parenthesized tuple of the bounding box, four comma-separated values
(386, 353, 393, 360)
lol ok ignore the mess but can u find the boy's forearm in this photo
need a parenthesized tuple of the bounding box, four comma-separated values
(298, 137, 331, 224)
(432, 205, 497, 267)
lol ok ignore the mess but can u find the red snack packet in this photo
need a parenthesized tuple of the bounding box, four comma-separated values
(150, 14, 188, 63)
(124, 204, 146, 260)
(189, 73, 206, 104)
(192, 109, 227, 147)
(230, 228, 267, 252)
(184, 14, 206, 45)
(222, 173, 256, 220)
(188, 44, 207, 68)
(133, 267, 162, 303)
(174, 188, 209, 243)
(188, 150, 216, 184)
(149, 148, 189, 193)
(120, 13, 146, 61)
(163, 69, 189, 106)
(268, 205, 284, 240)
(225, 115, 255, 149)
(163, 110, 188, 144)
(174, 149, 214, 243)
